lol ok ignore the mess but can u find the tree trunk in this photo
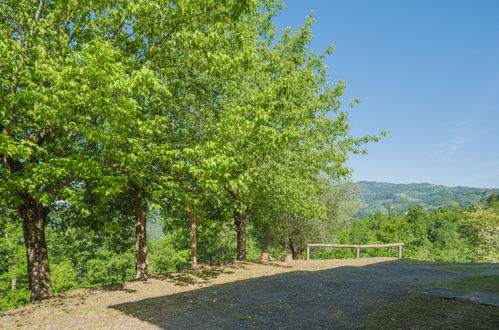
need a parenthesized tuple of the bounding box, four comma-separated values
(10, 263, 17, 290)
(134, 198, 148, 280)
(289, 239, 302, 260)
(234, 209, 248, 261)
(18, 197, 53, 301)
(185, 206, 198, 269)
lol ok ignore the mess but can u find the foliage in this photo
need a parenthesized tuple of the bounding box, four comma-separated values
(159, 203, 238, 267)
(149, 234, 191, 274)
(326, 201, 498, 263)
(1, 0, 383, 309)
(460, 207, 499, 262)
(85, 250, 135, 286)
(251, 179, 359, 259)
(0, 210, 29, 311)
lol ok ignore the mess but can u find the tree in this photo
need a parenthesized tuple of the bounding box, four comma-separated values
(93, 0, 259, 278)
(202, 12, 384, 260)
(252, 177, 359, 259)
(460, 207, 499, 262)
(1, 0, 260, 295)
(0, 0, 153, 300)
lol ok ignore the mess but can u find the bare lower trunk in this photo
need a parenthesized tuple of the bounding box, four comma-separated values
(234, 209, 247, 261)
(185, 206, 198, 269)
(18, 197, 53, 301)
(11, 264, 17, 290)
(134, 199, 148, 280)
(289, 239, 302, 260)
(291, 249, 301, 260)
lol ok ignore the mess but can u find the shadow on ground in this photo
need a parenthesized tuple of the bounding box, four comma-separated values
(110, 260, 464, 329)
(152, 261, 293, 287)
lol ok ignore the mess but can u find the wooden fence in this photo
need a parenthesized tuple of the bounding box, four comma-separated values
(306, 243, 405, 261)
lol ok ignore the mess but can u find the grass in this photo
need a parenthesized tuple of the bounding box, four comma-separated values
(438, 275, 499, 295)
(365, 260, 499, 329)
(363, 294, 499, 330)
(397, 259, 499, 275)
(400, 259, 499, 294)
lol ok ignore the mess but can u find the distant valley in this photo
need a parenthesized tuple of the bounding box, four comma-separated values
(354, 181, 499, 217)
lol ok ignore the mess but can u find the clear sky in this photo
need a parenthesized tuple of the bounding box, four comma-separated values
(273, 0, 499, 188)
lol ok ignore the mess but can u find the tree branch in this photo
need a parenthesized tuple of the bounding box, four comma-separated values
(32, 0, 44, 28)
(45, 175, 74, 195)
(225, 186, 238, 200)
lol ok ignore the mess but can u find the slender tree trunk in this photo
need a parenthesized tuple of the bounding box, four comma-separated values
(11, 264, 17, 290)
(291, 248, 301, 260)
(185, 205, 198, 269)
(234, 209, 248, 261)
(134, 198, 148, 280)
(18, 197, 52, 301)
(289, 239, 302, 260)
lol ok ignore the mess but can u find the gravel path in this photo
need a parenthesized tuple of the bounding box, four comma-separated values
(111, 261, 463, 329)
(0, 259, 467, 329)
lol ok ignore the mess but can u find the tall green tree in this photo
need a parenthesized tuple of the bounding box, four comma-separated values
(0, 0, 149, 300)
(1, 0, 259, 294)
(92, 0, 259, 278)
(202, 12, 384, 260)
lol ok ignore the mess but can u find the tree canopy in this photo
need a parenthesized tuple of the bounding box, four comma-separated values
(1, 0, 384, 303)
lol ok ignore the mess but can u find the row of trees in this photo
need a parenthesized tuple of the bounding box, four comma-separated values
(1, 0, 382, 302)
(2, 188, 497, 311)
(0, 180, 359, 312)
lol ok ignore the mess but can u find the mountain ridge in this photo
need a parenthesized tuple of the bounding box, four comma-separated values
(356, 180, 499, 190)
(354, 181, 499, 217)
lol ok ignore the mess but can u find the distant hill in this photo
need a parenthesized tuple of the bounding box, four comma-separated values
(354, 181, 499, 217)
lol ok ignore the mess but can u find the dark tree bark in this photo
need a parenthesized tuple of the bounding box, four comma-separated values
(289, 239, 302, 260)
(18, 196, 52, 301)
(134, 197, 148, 280)
(185, 205, 198, 269)
(234, 208, 248, 261)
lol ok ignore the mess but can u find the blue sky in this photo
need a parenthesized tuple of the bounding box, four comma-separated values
(273, 0, 499, 188)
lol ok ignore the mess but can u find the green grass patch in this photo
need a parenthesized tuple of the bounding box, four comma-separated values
(363, 294, 499, 330)
(438, 275, 499, 295)
(397, 259, 499, 275)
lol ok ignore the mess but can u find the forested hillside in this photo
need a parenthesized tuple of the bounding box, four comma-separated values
(354, 181, 499, 217)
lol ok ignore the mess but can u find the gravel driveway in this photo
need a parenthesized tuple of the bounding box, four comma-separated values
(110, 261, 464, 329)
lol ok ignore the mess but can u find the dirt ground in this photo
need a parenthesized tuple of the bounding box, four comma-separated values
(0, 258, 476, 329)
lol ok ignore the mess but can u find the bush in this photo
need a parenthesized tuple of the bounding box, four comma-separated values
(149, 235, 190, 273)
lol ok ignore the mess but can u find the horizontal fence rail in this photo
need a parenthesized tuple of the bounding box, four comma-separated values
(306, 243, 405, 260)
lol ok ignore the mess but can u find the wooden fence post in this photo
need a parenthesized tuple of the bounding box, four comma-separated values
(356, 247, 360, 259)
(398, 245, 402, 259)
(306, 245, 310, 261)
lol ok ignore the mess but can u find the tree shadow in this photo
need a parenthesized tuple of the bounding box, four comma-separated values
(88, 282, 138, 293)
(152, 260, 292, 287)
(110, 260, 466, 329)
(154, 268, 233, 286)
